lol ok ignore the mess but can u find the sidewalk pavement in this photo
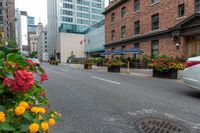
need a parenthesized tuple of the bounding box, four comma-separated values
(61, 63, 183, 79)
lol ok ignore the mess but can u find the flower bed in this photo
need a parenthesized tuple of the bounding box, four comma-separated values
(106, 59, 123, 73)
(0, 45, 61, 133)
(148, 56, 185, 79)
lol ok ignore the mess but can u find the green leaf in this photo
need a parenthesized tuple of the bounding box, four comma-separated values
(0, 51, 5, 60)
(23, 112, 32, 121)
(37, 66, 45, 73)
(0, 105, 5, 111)
(19, 124, 29, 132)
(6, 53, 29, 67)
(0, 123, 16, 131)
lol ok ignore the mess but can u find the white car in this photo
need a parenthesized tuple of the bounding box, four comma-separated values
(182, 56, 200, 89)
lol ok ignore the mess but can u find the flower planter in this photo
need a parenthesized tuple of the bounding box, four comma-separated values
(84, 64, 92, 69)
(108, 66, 120, 73)
(153, 69, 178, 79)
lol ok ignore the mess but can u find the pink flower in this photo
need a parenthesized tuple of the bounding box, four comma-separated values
(40, 72, 48, 81)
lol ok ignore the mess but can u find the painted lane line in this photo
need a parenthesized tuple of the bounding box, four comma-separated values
(91, 76, 121, 85)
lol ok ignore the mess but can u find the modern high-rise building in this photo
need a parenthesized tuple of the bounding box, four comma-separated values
(28, 16, 37, 33)
(47, 0, 105, 61)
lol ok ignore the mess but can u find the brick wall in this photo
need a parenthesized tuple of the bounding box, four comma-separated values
(105, 0, 195, 44)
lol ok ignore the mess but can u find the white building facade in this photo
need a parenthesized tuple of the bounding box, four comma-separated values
(37, 26, 48, 62)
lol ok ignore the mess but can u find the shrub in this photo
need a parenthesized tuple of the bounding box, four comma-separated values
(148, 56, 185, 73)
(0, 46, 61, 133)
(106, 59, 124, 67)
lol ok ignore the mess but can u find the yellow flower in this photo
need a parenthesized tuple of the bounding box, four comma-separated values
(39, 107, 46, 114)
(51, 114, 54, 118)
(58, 113, 62, 117)
(48, 118, 56, 126)
(29, 123, 39, 133)
(41, 122, 49, 132)
(19, 101, 29, 109)
(0, 112, 6, 123)
(31, 107, 40, 114)
(15, 106, 25, 116)
(38, 115, 43, 120)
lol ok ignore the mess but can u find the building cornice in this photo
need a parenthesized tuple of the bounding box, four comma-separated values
(102, 0, 129, 15)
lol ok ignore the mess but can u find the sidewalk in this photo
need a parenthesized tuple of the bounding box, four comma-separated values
(62, 63, 183, 79)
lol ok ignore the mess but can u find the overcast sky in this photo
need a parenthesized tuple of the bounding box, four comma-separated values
(15, 0, 109, 26)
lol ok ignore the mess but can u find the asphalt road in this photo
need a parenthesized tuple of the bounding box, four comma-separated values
(42, 64, 200, 133)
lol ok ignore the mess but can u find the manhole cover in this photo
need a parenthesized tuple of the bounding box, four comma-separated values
(136, 117, 189, 133)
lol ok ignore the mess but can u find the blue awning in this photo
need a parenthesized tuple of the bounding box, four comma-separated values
(112, 49, 126, 55)
(101, 51, 113, 56)
(125, 48, 144, 54)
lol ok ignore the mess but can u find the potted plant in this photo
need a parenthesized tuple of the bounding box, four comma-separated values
(106, 59, 123, 73)
(84, 59, 93, 69)
(148, 56, 185, 79)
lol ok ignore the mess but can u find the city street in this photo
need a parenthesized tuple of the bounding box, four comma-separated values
(43, 64, 200, 133)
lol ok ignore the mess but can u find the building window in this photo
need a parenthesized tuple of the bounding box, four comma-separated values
(152, 14, 159, 31)
(63, 3, 73, 9)
(121, 26, 126, 39)
(134, 0, 140, 12)
(178, 4, 185, 17)
(151, 0, 160, 4)
(111, 30, 115, 41)
(134, 21, 140, 35)
(92, 2, 102, 8)
(196, 0, 200, 12)
(62, 10, 74, 16)
(121, 7, 126, 18)
(111, 12, 115, 23)
(62, 17, 73, 22)
(134, 43, 140, 48)
(151, 40, 159, 57)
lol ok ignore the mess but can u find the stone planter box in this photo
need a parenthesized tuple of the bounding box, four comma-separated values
(108, 66, 120, 73)
(153, 69, 178, 79)
(84, 64, 92, 69)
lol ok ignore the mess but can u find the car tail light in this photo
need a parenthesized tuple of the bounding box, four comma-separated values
(185, 61, 200, 68)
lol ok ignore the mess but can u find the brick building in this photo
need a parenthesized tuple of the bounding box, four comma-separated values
(103, 0, 200, 58)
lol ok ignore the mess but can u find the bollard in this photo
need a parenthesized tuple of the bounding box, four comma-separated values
(127, 61, 130, 74)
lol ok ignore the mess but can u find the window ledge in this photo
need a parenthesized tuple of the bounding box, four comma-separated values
(111, 22, 115, 25)
(121, 16, 126, 20)
(134, 10, 141, 14)
(176, 16, 186, 20)
(134, 34, 141, 37)
(150, 2, 160, 7)
(150, 29, 160, 33)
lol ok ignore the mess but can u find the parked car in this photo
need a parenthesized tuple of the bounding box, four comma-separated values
(182, 56, 200, 89)
(29, 58, 41, 66)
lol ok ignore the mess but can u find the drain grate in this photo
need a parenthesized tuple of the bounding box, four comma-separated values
(136, 117, 189, 133)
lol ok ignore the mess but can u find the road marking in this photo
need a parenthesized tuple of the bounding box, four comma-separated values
(91, 76, 121, 85)
(165, 113, 200, 129)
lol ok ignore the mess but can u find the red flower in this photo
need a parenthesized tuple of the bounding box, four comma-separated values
(40, 72, 48, 82)
(40, 91, 46, 97)
(3, 70, 35, 93)
(27, 59, 35, 66)
(3, 78, 14, 87)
